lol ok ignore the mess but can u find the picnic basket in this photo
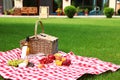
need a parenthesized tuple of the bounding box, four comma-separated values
(20, 20, 58, 55)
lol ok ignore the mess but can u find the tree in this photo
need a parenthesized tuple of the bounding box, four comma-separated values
(55, 0, 62, 8)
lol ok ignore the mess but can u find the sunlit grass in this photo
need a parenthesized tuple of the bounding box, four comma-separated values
(0, 17, 120, 80)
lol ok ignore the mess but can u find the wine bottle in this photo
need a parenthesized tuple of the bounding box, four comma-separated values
(21, 36, 30, 59)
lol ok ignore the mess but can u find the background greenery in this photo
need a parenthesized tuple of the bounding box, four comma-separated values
(0, 17, 120, 80)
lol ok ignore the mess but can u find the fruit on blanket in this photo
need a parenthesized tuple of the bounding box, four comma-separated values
(55, 60, 62, 66)
(18, 59, 29, 67)
(39, 53, 71, 66)
(54, 53, 61, 57)
(47, 54, 55, 60)
(18, 62, 28, 67)
(47, 58, 53, 63)
(55, 56, 62, 60)
(8, 59, 24, 67)
(62, 59, 71, 66)
(39, 57, 48, 64)
(23, 59, 29, 64)
(54, 53, 62, 60)
(39, 57, 54, 64)
(61, 57, 66, 62)
(38, 64, 45, 68)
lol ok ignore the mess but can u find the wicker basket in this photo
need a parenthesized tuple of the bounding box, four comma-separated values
(20, 20, 58, 55)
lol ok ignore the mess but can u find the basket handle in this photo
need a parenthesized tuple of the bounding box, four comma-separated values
(34, 20, 44, 38)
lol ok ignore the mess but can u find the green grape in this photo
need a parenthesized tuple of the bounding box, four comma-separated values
(8, 59, 24, 67)
(17, 59, 24, 64)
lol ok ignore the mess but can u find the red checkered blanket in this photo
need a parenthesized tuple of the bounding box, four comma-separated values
(0, 48, 120, 80)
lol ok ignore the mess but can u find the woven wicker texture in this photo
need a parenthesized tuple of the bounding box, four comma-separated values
(20, 20, 58, 55)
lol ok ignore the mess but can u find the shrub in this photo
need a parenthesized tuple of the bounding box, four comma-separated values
(103, 7, 114, 18)
(117, 9, 120, 15)
(64, 6, 76, 18)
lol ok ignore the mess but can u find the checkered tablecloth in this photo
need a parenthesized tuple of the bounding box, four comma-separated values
(0, 48, 120, 80)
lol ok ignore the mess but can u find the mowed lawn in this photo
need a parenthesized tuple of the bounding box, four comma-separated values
(0, 17, 120, 80)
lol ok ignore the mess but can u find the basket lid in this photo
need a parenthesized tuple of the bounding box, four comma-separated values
(30, 33, 58, 41)
(38, 33, 58, 41)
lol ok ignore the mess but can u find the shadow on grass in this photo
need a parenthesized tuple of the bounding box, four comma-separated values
(77, 69, 120, 80)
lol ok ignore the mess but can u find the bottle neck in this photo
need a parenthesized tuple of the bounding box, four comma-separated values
(24, 41, 28, 46)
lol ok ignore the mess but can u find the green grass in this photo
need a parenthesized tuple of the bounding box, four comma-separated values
(0, 17, 120, 80)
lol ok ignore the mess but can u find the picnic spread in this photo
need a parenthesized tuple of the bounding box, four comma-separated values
(0, 20, 120, 80)
(0, 48, 120, 80)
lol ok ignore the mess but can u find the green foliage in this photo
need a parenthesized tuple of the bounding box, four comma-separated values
(0, 76, 4, 80)
(103, 1, 109, 9)
(84, 8, 89, 12)
(55, 0, 62, 8)
(76, 7, 80, 13)
(117, 9, 120, 15)
(64, 6, 76, 18)
(103, 7, 114, 18)
(4, 9, 14, 15)
(23, 0, 37, 6)
(76, 7, 84, 14)
(56, 8, 62, 14)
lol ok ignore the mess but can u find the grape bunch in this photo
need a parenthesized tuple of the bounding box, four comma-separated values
(8, 59, 24, 67)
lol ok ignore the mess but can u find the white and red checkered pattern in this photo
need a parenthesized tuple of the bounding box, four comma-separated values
(0, 48, 120, 80)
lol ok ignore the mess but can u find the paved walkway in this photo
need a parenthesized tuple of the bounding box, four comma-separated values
(0, 15, 120, 18)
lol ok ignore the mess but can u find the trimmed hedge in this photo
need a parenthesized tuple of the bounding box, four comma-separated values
(117, 9, 120, 15)
(103, 7, 114, 18)
(64, 6, 76, 18)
